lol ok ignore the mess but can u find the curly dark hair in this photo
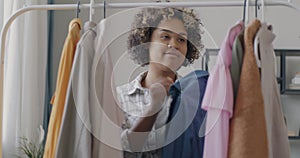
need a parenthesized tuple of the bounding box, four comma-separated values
(127, 7, 204, 66)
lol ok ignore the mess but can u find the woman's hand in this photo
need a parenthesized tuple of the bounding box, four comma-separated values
(128, 77, 174, 145)
(147, 77, 174, 115)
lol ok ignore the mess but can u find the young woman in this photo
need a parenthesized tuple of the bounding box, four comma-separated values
(117, 7, 204, 157)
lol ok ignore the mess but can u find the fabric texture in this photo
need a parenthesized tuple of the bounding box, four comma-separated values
(201, 21, 243, 158)
(55, 21, 96, 158)
(117, 71, 173, 158)
(231, 30, 244, 100)
(228, 19, 269, 158)
(2, 0, 48, 157)
(91, 18, 124, 158)
(162, 70, 208, 158)
(43, 18, 81, 158)
(254, 23, 290, 158)
(56, 20, 124, 158)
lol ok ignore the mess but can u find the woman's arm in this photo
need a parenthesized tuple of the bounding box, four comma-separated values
(126, 81, 170, 151)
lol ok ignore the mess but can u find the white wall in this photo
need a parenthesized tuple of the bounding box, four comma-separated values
(51, 0, 300, 157)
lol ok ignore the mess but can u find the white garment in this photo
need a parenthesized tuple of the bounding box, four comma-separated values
(56, 19, 125, 157)
(56, 20, 122, 157)
(2, 0, 47, 157)
(55, 21, 96, 158)
(254, 23, 290, 158)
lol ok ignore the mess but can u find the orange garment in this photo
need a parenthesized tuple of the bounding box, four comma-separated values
(43, 18, 81, 158)
(228, 19, 269, 158)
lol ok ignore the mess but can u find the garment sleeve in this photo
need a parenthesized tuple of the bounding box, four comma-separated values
(120, 115, 165, 153)
(55, 87, 92, 158)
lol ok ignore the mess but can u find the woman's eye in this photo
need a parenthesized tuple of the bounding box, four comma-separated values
(178, 38, 186, 43)
(161, 35, 170, 39)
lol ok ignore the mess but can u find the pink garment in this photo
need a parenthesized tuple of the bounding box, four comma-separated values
(201, 21, 243, 158)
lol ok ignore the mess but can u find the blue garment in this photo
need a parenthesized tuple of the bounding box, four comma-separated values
(162, 70, 208, 158)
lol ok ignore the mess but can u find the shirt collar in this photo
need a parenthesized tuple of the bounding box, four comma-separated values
(170, 70, 209, 93)
(126, 71, 181, 95)
(84, 21, 97, 33)
(69, 18, 82, 31)
(127, 71, 148, 95)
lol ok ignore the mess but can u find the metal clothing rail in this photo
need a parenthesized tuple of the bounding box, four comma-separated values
(2, 0, 300, 65)
(0, 1, 300, 157)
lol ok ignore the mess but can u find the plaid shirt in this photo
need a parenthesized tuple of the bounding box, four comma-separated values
(116, 72, 173, 158)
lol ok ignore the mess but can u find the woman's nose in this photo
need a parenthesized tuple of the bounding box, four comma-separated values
(168, 39, 179, 50)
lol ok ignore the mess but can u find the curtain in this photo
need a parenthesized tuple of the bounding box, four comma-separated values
(2, 0, 48, 157)
(0, 0, 3, 31)
(0, 0, 4, 156)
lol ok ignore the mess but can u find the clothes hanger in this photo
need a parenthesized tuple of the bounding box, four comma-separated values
(76, 0, 80, 18)
(103, 0, 106, 19)
(243, 0, 253, 27)
(255, 0, 260, 18)
(89, 0, 95, 21)
(260, 0, 266, 23)
(245, 0, 250, 27)
(242, 0, 247, 26)
(255, 0, 265, 22)
(254, 0, 266, 68)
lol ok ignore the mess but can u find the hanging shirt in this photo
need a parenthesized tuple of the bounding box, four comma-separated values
(56, 18, 125, 158)
(43, 18, 81, 158)
(162, 70, 208, 158)
(55, 20, 97, 158)
(201, 21, 243, 158)
(228, 19, 269, 158)
(231, 30, 244, 100)
(90, 18, 125, 158)
(254, 23, 290, 158)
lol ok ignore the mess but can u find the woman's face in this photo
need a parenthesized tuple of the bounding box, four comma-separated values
(148, 18, 188, 71)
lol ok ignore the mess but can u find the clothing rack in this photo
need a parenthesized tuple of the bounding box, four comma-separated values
(2, 0, 300, 64)
(1, 1, 300, 157)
